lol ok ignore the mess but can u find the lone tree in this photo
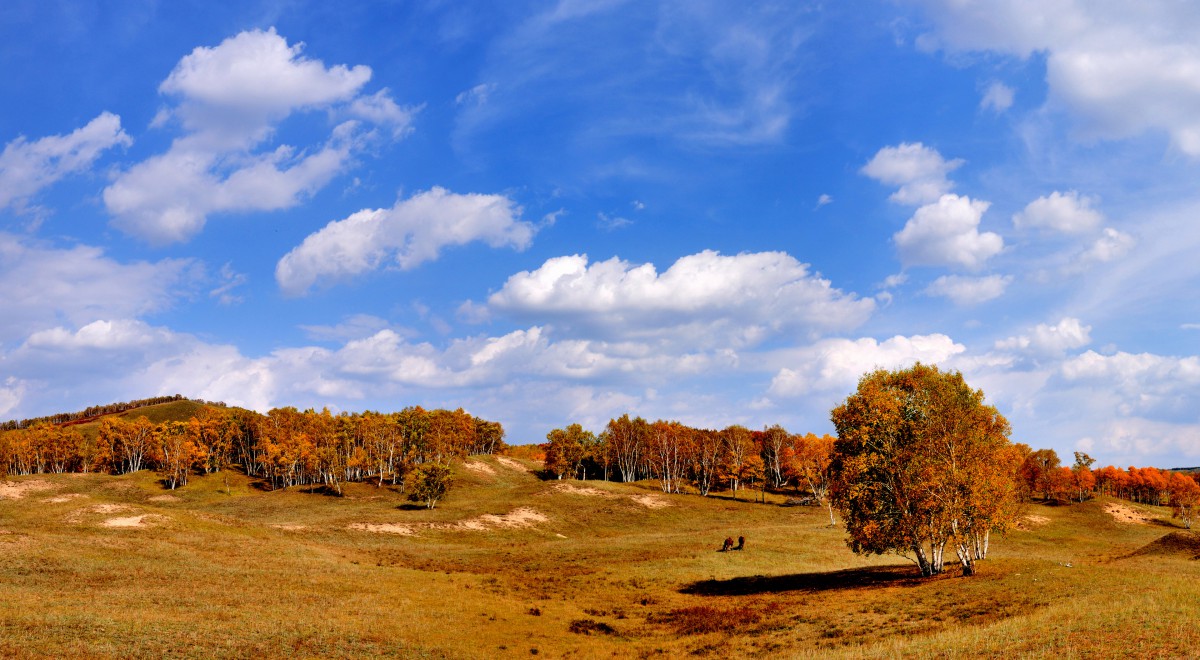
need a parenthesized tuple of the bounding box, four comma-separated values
(406, 462, 453, 509)
(829, 363, 1023, 577)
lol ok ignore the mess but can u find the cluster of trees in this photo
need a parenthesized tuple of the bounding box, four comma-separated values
(0, 405, 504, 498)
(543, 418, 840, 522)
(0, 394, 217, 431)
(1017, 448, 1200, 528)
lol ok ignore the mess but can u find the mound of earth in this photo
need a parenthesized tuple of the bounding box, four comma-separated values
(1129, 531, 1200, 559)
(1105, 502, 1155, 524)
(0, 480, 56, 499)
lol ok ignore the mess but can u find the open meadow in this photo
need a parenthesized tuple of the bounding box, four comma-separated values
(3, 454, 1200, 659)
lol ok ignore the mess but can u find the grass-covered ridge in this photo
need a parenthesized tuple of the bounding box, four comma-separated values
(2, 460, 1199, 658)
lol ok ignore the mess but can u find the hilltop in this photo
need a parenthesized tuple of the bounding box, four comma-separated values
(2, 457, 1200, 657)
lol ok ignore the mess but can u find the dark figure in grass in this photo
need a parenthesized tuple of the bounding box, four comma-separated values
(721, 537, 734, 552)
(736, 535, 745, 551)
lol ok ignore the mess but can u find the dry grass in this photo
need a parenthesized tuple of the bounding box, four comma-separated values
(1, 458, 1199, 658)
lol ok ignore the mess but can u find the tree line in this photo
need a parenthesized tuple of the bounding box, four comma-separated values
(0, 394, 222, 431)
(0, 405, 505, 497)
(548, 364, 1200, 578)
(544, 416, 840, 523)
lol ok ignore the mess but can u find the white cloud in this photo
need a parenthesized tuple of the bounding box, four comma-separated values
(925, 274, 1011, 305)
(276, 187, 534, 295)
(486, 250, 875, 346)
(768, 334, 965, 397)
(0, 233, 195, 343)
(913, 1, 1200, 155)
(1076, 227, 1135, 265)
(1014, 190, 1103, 234)
(895, 194, 1004, 269)
(996, 317, 1092, 355)
(158, 27, 371, 149)
(0, 112, 131, 210)
(209, 263, 247, 305)
(980, 81, 1015, 113)
(861, 142, 963, 205)
(105, 28, 412, 244)
(1060, 350, 1200, 421)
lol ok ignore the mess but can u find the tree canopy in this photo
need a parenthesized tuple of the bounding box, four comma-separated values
(829, 363, 1023, 577)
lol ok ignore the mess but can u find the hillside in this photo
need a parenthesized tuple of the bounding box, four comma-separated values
(2, 461, 1200, 657)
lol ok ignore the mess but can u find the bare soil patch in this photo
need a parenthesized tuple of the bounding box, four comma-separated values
(0, 480, 56, 499)
(549, 482, 670, 508)
(1018, 514, 1051, 530)
(1105, 502, 1155, 525)
(463, 461, 496, 476)
(148, 494, 182, 503)
(350, 507, 548, 536)
(632, 494, 670, 509)
(495, 456, 531, 473)
(43, 493, 86, 504)
(103, 514, 166, 528)
(348, 522, 416, 535)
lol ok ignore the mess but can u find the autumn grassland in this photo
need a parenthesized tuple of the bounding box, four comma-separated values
(3, 445, 1200, 658)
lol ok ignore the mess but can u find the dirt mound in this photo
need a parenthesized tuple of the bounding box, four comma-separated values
(348, 522, 415, 535)
(0, 480, 55, 499)
(102, 514, 166, 528)
(1129, 532, 1200, 559)
(463, 461, 496, 476)
(495, 456, 531, 473)
(1017, 514, 1050, 530)
(1105, 502, 1155, 525)
(549, 482, 670, 508)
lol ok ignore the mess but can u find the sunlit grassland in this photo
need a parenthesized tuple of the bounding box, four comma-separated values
(2, 458, 1199, 658)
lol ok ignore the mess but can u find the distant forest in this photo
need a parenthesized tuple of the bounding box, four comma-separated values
(0, 395, 226, 431)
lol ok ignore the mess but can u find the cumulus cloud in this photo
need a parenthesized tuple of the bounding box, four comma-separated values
(276, 187, 534, 295)
(980, 81, 1015, 112)
(894, 194, 1004, 269)
(913, 1, 1200, 155)
(861, 142, 963, 205)
(1060, 350, 1200, 421)
(768, 334, 965, 397)
(104, 28, 416, 244)
(924, 274, 1011, 305)
(0, 233, 196, 343)
(0, 112, 131, 210)
(1075, 227, 1135, 265)
(996, 317, 1092, 355)
(1014, 191, 1104, 234)
(486, 250, 875, 346)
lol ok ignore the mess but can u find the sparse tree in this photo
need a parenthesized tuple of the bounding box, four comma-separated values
(830, 363, 1020, 577)
(406, 462, 453, 509)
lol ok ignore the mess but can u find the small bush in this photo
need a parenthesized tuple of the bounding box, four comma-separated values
(655, 605, 761, 635)
(568, 619, 617, 635)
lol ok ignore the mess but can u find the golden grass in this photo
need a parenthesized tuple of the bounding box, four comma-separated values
(1, 457, 1198, 658)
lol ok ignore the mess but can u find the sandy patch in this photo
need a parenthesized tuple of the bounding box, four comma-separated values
(1017, 514, 1051, 530)
(103, 514, 166, 528)
(148, 495, 182, 503)
(43, 493, 86, 504)
(89, 504, 132, 514)
(551, 482, 670, 508)
(0, 480, 55, 499)
(440, 507, 548, 531)
(352, 507, 549, 536)
(496, 456, 531, 473)
(464, 461, 496, 476)
(348, 522, 415, 535)
(272, 523, 310, 532)
(1105, 503, 1155, 525)
(552, 483, 618, 498)
(631, 494, 671, 509)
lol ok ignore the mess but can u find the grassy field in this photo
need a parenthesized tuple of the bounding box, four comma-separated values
(2, 457, 1199, 658)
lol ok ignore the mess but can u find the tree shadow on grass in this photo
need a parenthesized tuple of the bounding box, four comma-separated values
(681, 565, 921, 597)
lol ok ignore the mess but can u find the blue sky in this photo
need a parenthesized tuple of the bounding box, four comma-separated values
(3, 1, 1200, 467)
